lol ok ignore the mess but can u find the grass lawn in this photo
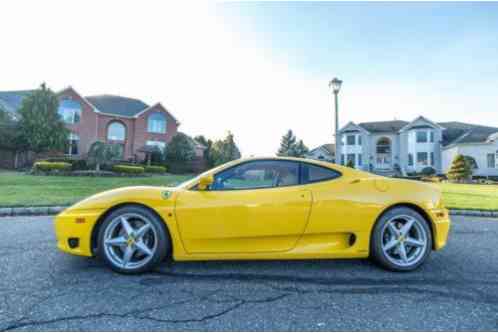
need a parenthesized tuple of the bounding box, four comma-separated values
(439, 182, 498, 211)
(1, 171, 497, 210)
(0, 171, 193, 207)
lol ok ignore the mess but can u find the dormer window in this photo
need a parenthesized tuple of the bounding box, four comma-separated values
(346, 135, 356, 145)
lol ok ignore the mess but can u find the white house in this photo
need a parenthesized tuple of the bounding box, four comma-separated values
(305, 143, 335, 162)
(336, 116, 498, 176)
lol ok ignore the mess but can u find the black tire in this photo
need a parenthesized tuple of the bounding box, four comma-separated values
(371, 207, 432, 272)
(97, 205, 170, 274)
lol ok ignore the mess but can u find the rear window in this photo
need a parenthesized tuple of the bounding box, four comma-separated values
(302, 163, 341, 183)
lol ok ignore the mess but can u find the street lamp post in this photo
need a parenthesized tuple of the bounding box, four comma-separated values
(329, 77, 342, 164)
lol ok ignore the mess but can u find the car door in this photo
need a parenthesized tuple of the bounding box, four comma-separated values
(175, 160, 312, 254)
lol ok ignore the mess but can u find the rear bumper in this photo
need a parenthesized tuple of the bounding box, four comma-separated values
(429, 208, 451, 250)
(54, 208, 103, 257)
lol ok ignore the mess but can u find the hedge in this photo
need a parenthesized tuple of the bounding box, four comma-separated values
(145, 165, 167, 173)
(112, 164, 145, 174)
(43, 157, 88, 170)
(33, 161, 72, 172)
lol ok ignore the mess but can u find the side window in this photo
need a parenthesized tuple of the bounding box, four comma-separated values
(302, 163, 341, 184)
(211, 160, 299, 190)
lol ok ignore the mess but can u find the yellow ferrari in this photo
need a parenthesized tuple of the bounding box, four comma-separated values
(55, 157, 450, 273)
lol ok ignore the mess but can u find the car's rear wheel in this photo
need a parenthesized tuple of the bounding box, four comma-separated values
(97, 205, 170, 274)
(371, 207, 432, 272)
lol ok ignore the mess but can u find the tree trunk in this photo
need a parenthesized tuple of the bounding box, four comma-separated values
(96, 163, 100, 172)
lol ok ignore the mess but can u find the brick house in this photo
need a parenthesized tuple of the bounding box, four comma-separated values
(0, 86, 200, 164)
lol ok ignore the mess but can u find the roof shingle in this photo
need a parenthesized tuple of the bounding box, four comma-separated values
(358, 120, 409, 133)
(85, 95, 149, 117)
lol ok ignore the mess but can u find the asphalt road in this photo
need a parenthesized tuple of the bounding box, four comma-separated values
(0, 216, 497, 331)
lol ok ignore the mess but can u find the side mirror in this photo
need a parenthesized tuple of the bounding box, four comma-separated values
(198, 174, 214, 191)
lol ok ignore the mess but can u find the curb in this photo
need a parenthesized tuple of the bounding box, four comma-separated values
(0, 206, 68, 217)
(1, 206, 498, 218)
(448, 209, 498, 218)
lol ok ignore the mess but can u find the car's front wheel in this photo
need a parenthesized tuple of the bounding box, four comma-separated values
(371, 207, 432, 271)
(97, 205, 170, 274)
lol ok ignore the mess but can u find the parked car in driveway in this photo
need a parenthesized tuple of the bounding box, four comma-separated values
(54, 157, 451, 274)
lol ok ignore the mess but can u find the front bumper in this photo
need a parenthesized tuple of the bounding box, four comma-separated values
(429, 208, 451, 250)
(54, 208, 104, 257)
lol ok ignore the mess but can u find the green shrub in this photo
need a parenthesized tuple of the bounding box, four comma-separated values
(447, 154, 472, 182)
(112, 164, 145, 174)
(144, 165, 167, 173)
(421, 166, 436, 176)
(44, 157, 88, 170)
(33, 161, 71, 172)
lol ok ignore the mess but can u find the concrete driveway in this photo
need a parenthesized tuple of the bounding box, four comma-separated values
(0, 215, 497, 331)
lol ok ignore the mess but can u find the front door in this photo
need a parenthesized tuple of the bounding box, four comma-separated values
(175, 160, 312, 254)
(376, 137, 392, 170)
(376, 154, 391, 169)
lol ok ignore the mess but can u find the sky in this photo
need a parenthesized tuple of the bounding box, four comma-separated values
(1, 1, 498, 156)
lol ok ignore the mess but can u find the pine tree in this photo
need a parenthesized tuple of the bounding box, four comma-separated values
(277, 130, 297, 156)
(447, 154, 472, 182)
(293, 140, 309, 158)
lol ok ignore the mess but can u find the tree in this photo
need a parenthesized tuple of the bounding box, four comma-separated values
(346, 159, 355, 168)
(87, 141, 121, 171)
(277, 130, 309, 157)
(165, 133, 196, 163)
(277, 130, 297, 156)
(211, 132, 241, 166)
(16, 84, 68, 153)
(194, 135, 215, 167)
(447, 154, 472, 182)
(293, 140, 309, 158)
(0, 105, 10, 123)
(0, 106, 17, 150)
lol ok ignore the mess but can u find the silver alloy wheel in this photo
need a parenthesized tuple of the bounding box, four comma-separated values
(381, 214, 428, 267)
(103, 213, 158, 270)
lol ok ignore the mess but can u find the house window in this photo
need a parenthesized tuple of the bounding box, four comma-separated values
(66, 133, 79, 156)
(146, 140, 166, 151)
(408, 154, 413, 166)
(341, 154, 345, 165)
(147, 113, 166, 134)
(417, 152, 429, 166)
(416, 131, 428, 143)
(430, 152, 435, 166)
(487, 154, 496, 168)
(358, 136, 362, 145)
(430, 131, 434, 143)
(58, 99, 82, 124)
(347, 153, 356, 166)
(107, 122, 126, 141)
(358, 154, 362, 166)
(346, 135, 356, 146)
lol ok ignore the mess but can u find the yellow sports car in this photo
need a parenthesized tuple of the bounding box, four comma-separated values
(54, 157, 450, 274)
